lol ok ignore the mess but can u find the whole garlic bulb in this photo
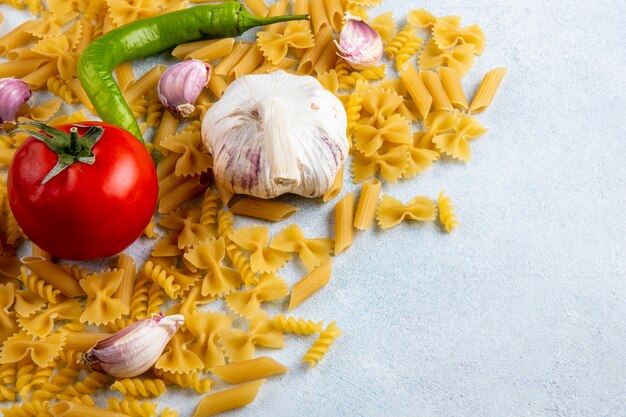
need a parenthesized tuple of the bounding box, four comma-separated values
(201, 71, 349, 199)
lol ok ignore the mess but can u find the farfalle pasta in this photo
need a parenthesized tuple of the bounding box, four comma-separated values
(369, 11, 396, 44)
(0, 331, 66, 367)
(432, 16, 485, 55)
(155, 332, 204, 374)
(224, 274, 289, 318)
(107, 0, 160, 28)
(0, 283, 17, 344)
(79, 269, 128, 325)
(13, 287, 46, 318)
(257, 21, 314, 64)
(432, 112, 487, 161)
(159, 206, 214, 251)
(351, 144, 409, 183)
(437, 191, 459, 233)
(218, 311, 285, 362)
(376, 194, 437, 229)
(353, 113, 412, 157)
(186, 310, 232, 369)
(159, 131, 213, 177)
(229, 226, 291, 274)
(183, 237, 241, 297)
(144, 260, 199, 300)
(269, 224, 334, 271)
(419, 39, 475, 77)
(17, 299, 82, 337)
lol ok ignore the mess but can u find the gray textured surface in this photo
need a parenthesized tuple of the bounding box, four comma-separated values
(2, 0, 626, 416)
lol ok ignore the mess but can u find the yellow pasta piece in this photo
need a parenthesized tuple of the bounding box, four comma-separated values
(334, 193, 354, 255)
(17, 267, 60, 304)
(288, 259, 332, 310)
(158, 370, 213, 394)
(50, 401, 130, 417)
(0, 284, 17, 344)
(351, 144, 410, 184)
(21, 256, 84, 297)
(224, 273, 289, 318)
(243, 0, 269, 17)
(323, 0, 343, 32)
(64, 332, 109, 352)
(432, 111, 487, 161)
(302, 321, 341, 367)
(265, 0, 289, 33)
(403, 136, 440, 179)
(107, 0, 160, 28)
(158, 175, 206, 214)
(0, 331, 66, 367)
(353, 179, 381, 230)
(230, 197, 299, 222)
(438, 66, 468, 110)
(160, 131, 213, 177)
(171, 38, 223, 59)
(272, 314, 323, 335)
(229, 226, 291, 274)
(257, 21, 314, 65)
(309, 0, 329, 35)
(369, 12, 396, 44)
(214, 42, 250, 76)
(186, 38, 235, 62)
(270, 224, 333, 271)
(186, 310, 232, 369)
(115, 253, 136, 308)
(432, 15, 486, 55)
(17, 299, 82, 337)
(437, 191, 459, 233)
(114, 61, 135, 93)
(155, 331, 203, 374)
(183, 237, 241, 296)
(407, 8, 436, 28)
(218, 311, 284, 362)
(154, 111, 179, 152)
(107, 398, 158, 417)
(298, 25, 332, 74)
(353, 113, 412, 157)
(21, 60, 58, 90)
(211, 356, 287, 384)
(31, 35, 77, 80)
(0, 148, 15, 166)
(192, 380, 265, 417)
(111, 378, 167, 398)
(4, 400, 52, 417)
(79, 269, 128, 325)
(57, 371, 109, 401)
(0, 58, 49, 79)
(420, 70, 453, 111)
(144, 259, 199, 300)
(13, 287, 46, 318)
(400, 63, 432, 120)
(469, 67, 507, 114)
(123, 65, 166, 106)
(0, 20, 39, 56)
(322, 165, 343, 203)
(419, 39, 475, 77)
(160, 206, 215, 250)
(228, 44, 264, 82)
(313, 45, 339, 75)
(376, 194, 437, 229)
(17, 98, 62, 121)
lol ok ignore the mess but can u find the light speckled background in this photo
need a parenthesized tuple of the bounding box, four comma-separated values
(2, 1, 626, 416)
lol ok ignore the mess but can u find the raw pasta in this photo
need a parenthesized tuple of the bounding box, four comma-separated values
(400, 63, 432, 119)
(191, 380, 265, 417)
(334, 193, 354, 255)
(376, 194, 437, 229)
(272, 314, 323, 335)
(469, 67, 507, 114)
(110, 378, 167, 398)
(210, 357, 288, 384)
(322, 165, 344, 202)
(420, 70, 453, 111)
(257, 21, 314, 65)
(288, 259, 333, 311)
(217, 311, 284, 362)
(183, 237, 241, 297)
(229, 226, 291, 274)
(17, 298, 82, 337)
(419, 39, 475, 77)
(79, 269, 128, 325)
(49, 401, 130, 417)
(432, 15, 486, 55)
(269, 224, 334, 271)
(353, 179, 382, 230)
(0, 331, 66, 367)
(438, 66, 468, 109)
(432, 112, 487, 161)
(186, 310, 232, 369)
(437, 191, 459, 233)
(21, 256, 84, 297)
(302, 321, 341, 367)
(224, 273, 289, 318)
(229, 197, 299, 222)
(155, 332, 203, 374)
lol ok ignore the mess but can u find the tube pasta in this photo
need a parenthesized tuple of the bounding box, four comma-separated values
(21, 60, 58, 90)
(192, 380, 265, 417)
(21, 256, 84, 297)
(0, 58, 49, 78)
(171, 39, 223, 59)
(114, 253, 135, 308)
(469, 67, 507, 114)
(334, 193, 354, 255)
(353, 179, 381, 230)
(309, 0, 329, 35)
(0, 20, 38, 56)
(438, 66, 468, 109)
(158, 175, 206, 214)
(298, 26, 333, 74)
(154, 112, 179, 152)
(114, 61, 135, 93)
(214, 42, 250, 76)
(228, 44, 264, 82)
(186, 38, 235, 62)
(50, 401, 130, 417)
(323, 0, 344, 32)
(243, 0, 269, 18)
(420, 70, 453, 111)
(322, 165, 343, 203)
(400, 63, 432, 119)
(123, 65, 166, 107)
(210, 357, 287, 384)
(64, 332, 109, 351)
(265, 0, 289, 33)
(230, 198, 299, 222)
(288, 259, 332, 311)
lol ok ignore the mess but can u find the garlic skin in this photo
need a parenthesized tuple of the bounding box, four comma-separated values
(201, 71, 348, 199)
(0, 78, 32, 125)
(80, 313, 184, 378)
(334, 13, 383, 70)
(158, 60, 210, 119)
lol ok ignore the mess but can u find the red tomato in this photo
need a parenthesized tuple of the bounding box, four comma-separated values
(7, 121, 158, 260)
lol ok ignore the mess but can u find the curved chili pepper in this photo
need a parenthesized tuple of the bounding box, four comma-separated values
(78, 2, 308, 142)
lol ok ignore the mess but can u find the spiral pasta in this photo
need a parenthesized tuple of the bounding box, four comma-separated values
(46, 76, 78, 104)
(160, 371, 213, 394)
(17, 267, 60, 304)
(146, 279, 165, 316)
(345, 90, 364, 137)
(0, 400, 49, 417)
(107, 398, 158, 417)
(199, 189, 220, 228)
(110, 378, 168, 398)
(394, 34, 422, 71)
(302, 322, 342, 367)
(272, 314, 323, 335)
(160, 407, 178, 417)
(386, 25, 416, 58)
(144, 260, 198, 299)
(337, 65, 386, 90)
(218, 209, 258, 287)
(31, 367, 78, 401)
(57, 371, 109, 400)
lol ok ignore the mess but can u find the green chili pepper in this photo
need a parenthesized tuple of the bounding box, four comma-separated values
(77, 2, 308, 142)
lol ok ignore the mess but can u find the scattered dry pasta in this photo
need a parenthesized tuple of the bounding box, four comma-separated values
(302, 322, 342, 367)
(376, 194, 437, 229)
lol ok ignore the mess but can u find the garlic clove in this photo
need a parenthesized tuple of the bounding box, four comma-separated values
(158, 59, 210, 119)
(0, 78, 32, 127)
(334, 12, 383, 70)
(80, 313, 184, 378)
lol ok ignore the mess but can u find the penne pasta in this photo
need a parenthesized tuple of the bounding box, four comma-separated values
(230, 198, 299, 222)
(154, 111, 179, 151)
(159, 171, 188, 197)
(353, 179, 381, 230)
(265, 0, 289, 33)
(159, 175, 206, 214)
(21, 60, 58, 90)
(207, 74, 228, 99)
(50, 401, 129, 417)
(309, 0, 330, 35)
(0, 20, 38, 56)
(298, 26, 333, 74)
(210, 357, 288, 384)
(114, 61, 135, 93)
(228, 45, 264, 82)
(172, 39, 222, 59)
(438, 66, 468, 109)
(114, 253, 136, 308)
(21, 256, 84, 297)
(322, 165, 343, 203)
(313, 43, 339, 75)
(157, 152, 178, 181)
(185, 38, 235, 62)
(64, 332, 110, 351)
(323, 0, 344, 32)
(0, 58, 49, 78)
(469, 67, 507, 114)
(420, 70, 453, 111)
(244, 0, 269, 18)
(66, 78, 96, 114)
(192, 380, 265, 417)
(334, 193, 354, 255)
(289, 259, 333, 311)
(294, 0, 311, 30)
(214, 42, 250, 76)
(31, 244, 51, 260)
(251, 57, 298, 74)
(123, 65, 166, 106)
(400, 63, 432, 120)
